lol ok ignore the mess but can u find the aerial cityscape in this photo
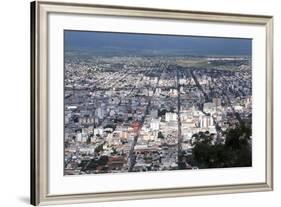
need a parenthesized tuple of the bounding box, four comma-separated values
(64, 31, 252, 175)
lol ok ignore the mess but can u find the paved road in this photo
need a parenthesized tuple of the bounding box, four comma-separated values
(128, 63, 167, 171)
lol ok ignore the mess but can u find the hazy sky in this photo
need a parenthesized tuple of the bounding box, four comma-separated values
(65, 30, 252, 56)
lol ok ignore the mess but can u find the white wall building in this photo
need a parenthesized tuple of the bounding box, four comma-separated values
(165, 112, 177, 122)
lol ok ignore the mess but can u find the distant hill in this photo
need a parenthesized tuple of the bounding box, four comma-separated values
(64, 30, 252, 56)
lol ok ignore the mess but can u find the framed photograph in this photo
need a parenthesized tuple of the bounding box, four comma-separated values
(31, 0, 273, 205)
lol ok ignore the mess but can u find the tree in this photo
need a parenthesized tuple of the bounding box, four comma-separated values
(86, 136, 91, 145)
(111, 147, 117, 155)
(158, 109, 167, 117)
(224, 124, 251, 150)
(158, 131, 165, 139)
(191, 131, 212, 146)
(95, 143, 104, 154)
(98, 155, 108, 165)
(188, 125, 252, 169)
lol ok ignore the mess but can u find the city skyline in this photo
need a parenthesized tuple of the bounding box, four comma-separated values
(64, 30, 252, 175)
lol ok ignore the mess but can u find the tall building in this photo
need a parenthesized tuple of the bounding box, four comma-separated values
(150, 109, 158, 119)
(165, 112, 177, 122)
(150, 118, 160, 130)
(95, 107, 104, 119)
(155, 87, 161, 96)
(212, 97, 222, 107)
(199, 115, 214, 128)
(203, 102, 216, 113)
